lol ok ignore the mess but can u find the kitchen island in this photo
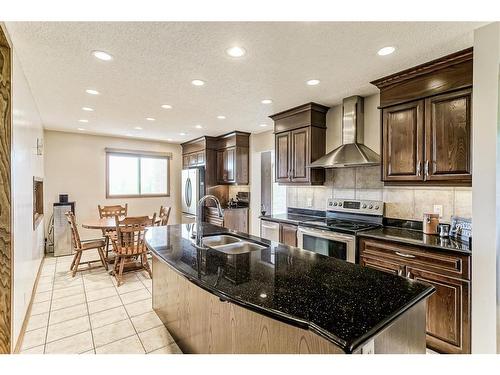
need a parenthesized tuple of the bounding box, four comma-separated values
(145, 223, 434, 354)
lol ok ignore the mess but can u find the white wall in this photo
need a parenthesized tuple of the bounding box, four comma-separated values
(11, 48, 45, 348)
(43, 130, 182, 240)
(471, 22, 500, 354)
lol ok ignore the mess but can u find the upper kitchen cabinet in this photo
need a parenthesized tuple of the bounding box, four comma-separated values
(181, 136, 218, 186)
(270, 102, 329, 185)
(371, 48, 473, 186)
(216, 131, 250, 185)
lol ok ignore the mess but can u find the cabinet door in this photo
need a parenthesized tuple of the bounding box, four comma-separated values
(197, 151, 205, 165)
(360, 255, 404, 276)
(382, 100, 424, 181)
(280, 223, 297, 247)
(290, 128, 309, 182)
(225, 147, 235, 182)
(275, 132, 291, 183)
(216, 150, 225, 183)
(424, 88, 472, 182)
(407, 266, 470, 354)
(183, 155, 189, 168)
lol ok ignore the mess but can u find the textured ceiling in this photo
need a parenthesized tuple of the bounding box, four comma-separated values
(6, 22, 484, 143)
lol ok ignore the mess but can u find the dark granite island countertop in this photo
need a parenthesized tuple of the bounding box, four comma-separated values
(145, 223, 434, 353)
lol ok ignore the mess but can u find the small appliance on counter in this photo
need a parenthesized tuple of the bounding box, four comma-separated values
(423, 213, 439, 234)
(438, 223, 451, 238)
(227, 191, 250, 208)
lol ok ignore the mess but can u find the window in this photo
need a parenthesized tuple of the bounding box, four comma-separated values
(105, 148, 171, 198)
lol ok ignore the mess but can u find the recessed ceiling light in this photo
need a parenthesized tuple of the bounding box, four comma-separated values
(85, 89, 100, 95)
(261, 99, 273, 104)
(260, 124, 268, 127)
(306, 79, 320, 86)
(145, 117, 155, 121)
(161, 104, 172, 109)
(194, 125, 203, 129)
(217, 115, 226, 120)
(377, 46, 396, 56)
(82, 107, 94, 112)
(92, 50, 113, 61)
(78, 119, 89, 123)
(179, 132, 187, 136)
(134, 126, 143, 130)
(77, 128, 85, 131)
(226, 46, 246, 58)
(191, 79, 205, 86)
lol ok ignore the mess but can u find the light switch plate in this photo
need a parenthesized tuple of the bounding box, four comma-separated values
(433, 205, 443, 218)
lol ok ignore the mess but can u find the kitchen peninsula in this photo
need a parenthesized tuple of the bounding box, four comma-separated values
(145, 223, 434, 354)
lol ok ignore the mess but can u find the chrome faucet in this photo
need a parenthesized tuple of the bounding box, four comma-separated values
(194, 195, 223, 249)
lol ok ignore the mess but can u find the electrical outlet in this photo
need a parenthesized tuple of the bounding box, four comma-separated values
(433, 205, 443, 218)
(306, 197, 313, 208)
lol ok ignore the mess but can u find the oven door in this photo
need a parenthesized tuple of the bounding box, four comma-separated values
(297, 226, 356, 263)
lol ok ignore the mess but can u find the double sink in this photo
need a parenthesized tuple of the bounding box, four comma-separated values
(201, 234, 267, 255)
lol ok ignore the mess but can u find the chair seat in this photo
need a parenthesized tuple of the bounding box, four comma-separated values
(114, 246, 147, 256)
(81, 239, 106, 250)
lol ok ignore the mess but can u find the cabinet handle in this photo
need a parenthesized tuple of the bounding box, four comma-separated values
(395, 251, 415, 259)
(397, 269, 403, 276)
(424, 160, 429, 179)
(416, 161, 421, 176)
(406, 271, 411, 278)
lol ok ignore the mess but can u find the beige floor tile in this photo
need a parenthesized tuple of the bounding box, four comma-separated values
(26, 312, 49, 332)
(36, 283, 53, 293)
(116, 280, 146, 295)
(149, 343, 182, 354)
(81, 349, 95, 354)
(112, 272, 140, 285)
(49, 303, 88, 325)
(31, 300, 50, 315)
(90, 306, 128, 329)
(53, 277, 83, 290)
(44, 257, 57, 264)
(120, 288, 151, 305)
(38, 275, 54, 285)
(139, 325, 175, 353)
(45, 331, 93, 354)
(86, 286, 118, 302)
(50, 293, 86, 311)
(52, 284, 84, 300)
(20, 344, 45, 354)
(84, 277, 114, 291)
(124, 298, 153, 317)
(40, 268, 55, 277)
(33, 291, 52, 303)
(95, 334, 145, 354)
(92, 319, 136, 348)
(140, 278, 152, 290)
(88, 295, 123, 315)
(21, 327, 47, 350)
(131, 311, 163, 333)
(47, 315, 91, 343)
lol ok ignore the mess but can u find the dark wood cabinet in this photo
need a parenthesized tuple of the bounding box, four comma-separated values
(372, 48, 473, 186)
(382, 100, 424, 182)
(280, 223, 298, 247)
(216, 132, 249, 185)
(359, 237, 471, 354)
(271, 103, 329, 185)
(205, 207, 249, 233)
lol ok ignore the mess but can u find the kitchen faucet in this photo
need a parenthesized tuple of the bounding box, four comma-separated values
(194, 195, 223, 249)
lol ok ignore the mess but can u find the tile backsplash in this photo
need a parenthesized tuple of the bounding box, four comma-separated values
(286, 167, 472, 223)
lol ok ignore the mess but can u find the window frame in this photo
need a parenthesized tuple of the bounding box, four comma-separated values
(105, 148, 171, 199)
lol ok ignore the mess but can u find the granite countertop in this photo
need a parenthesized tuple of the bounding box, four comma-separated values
(358, 227, 472, 255)
(145, 223, 434, 353)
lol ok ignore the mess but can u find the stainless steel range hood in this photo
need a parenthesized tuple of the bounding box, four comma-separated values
(310, 95, 380, 168)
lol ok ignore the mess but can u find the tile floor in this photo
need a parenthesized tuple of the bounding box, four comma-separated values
(19, 250, 182, 354)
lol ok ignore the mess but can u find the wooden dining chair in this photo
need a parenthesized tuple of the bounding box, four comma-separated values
(65, 212, 108, 277)
(156, 206, 172, 226)
(97, 204, 128, 258)
(111, 214, 155, 286)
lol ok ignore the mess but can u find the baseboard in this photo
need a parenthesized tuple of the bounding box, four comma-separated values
(13, 256, 46, 354)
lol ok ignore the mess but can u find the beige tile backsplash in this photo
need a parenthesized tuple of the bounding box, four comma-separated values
(287, 167, 472, 223)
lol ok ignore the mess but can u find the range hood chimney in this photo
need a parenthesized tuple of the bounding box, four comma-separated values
(310, 95, 380, 168)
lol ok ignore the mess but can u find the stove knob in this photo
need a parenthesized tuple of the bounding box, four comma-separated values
(375, 205, 379, 210)
(328, 201, 333, 206)
(338, 202, 343, 207)
(368, 205, 373, 209)
(362, 204, 367, 209)
(333, 202, 337, 206)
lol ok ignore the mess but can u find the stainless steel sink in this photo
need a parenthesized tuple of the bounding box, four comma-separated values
(202, 235, 242, 247)
(201, 234, 266, 254)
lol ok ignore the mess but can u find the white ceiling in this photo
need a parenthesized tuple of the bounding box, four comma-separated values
(6, 22, 484, 143)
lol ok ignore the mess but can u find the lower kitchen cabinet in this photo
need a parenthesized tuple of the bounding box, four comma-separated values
(260, 219, 297, 247)
(359, 237, 471, 354)
(206, 207, 249, 233)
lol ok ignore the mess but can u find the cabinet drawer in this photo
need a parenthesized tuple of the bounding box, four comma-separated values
(360, 255, 404, 276)
(206, 215, 223, 227)
(359, 238, 470, 280)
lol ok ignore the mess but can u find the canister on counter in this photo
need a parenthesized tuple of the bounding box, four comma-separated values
(423, 213, 439, 234)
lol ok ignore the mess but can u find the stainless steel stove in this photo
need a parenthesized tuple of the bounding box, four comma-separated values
(297, 198, 384, 263)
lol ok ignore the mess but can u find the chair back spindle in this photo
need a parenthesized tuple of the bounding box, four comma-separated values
(157, 206, 172, 226)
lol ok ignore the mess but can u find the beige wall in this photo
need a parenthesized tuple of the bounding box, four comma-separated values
(11, 45, 45, 348)
(43, 130, 182, 240)
(289, 94, 472, 223)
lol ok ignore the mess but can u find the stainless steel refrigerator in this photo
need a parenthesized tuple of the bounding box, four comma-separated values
(181, 168, 204, 223)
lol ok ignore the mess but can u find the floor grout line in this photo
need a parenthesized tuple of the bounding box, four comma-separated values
(41, 259, 57, 354)
(80, 271, 96, 353)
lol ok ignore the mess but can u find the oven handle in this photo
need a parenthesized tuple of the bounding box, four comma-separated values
(297, 226, 355, 242)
